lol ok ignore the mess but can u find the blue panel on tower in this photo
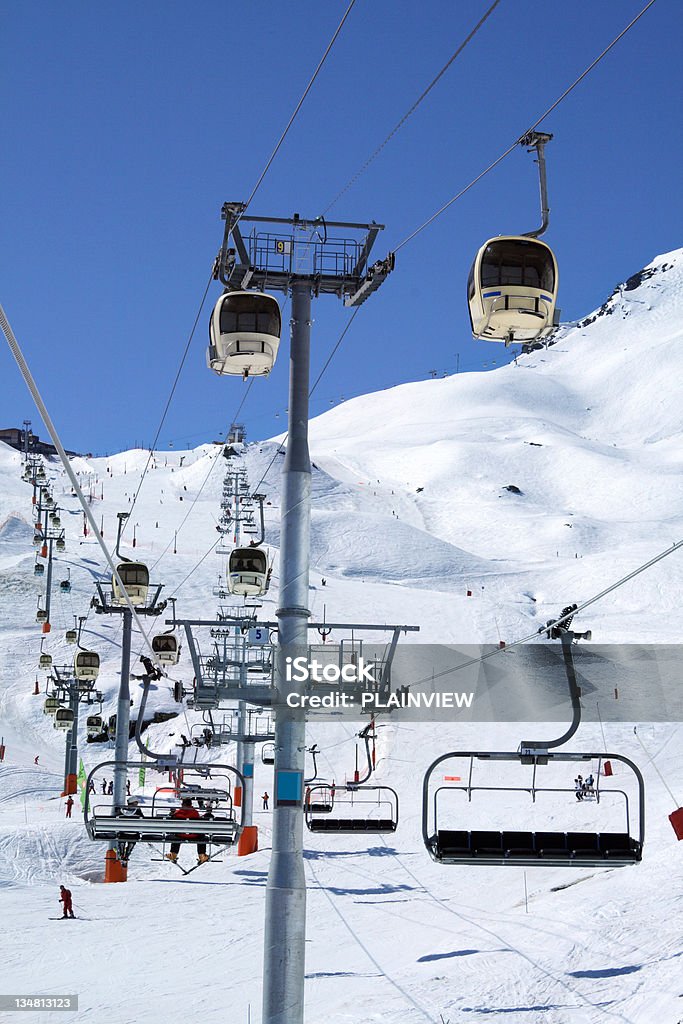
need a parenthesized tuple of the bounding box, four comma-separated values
(276, 769, 303, 807)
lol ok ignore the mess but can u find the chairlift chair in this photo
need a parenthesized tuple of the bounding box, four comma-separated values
(208, 291, 282, 378)
(74, 650, 100, 681)
(112, 561, 149, 606)
(422, 751, 644, 868)
(261, 742, 275, 766)
(305, 784, 399, 834)
(468, 236, 559, 344)
(228, 547, 268, 597)
(84, 761, 245, 852)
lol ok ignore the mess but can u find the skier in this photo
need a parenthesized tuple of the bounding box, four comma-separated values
(88, 780, 96, 796)
(574, 777, 584, 802)
(65, 796, 74, 819)
(101, 779, 108, 795)
(584, 773, 595, 797)
(59, 885, 75, 919)
(126, 779, 131, 796)
(107, 781, 113, 796)
(165, 799, 209, 865)
(34, 755, 39, 765)
(262, 792, 269, 811)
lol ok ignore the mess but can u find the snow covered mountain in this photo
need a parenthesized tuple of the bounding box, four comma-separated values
(1, 249, 682, 1024)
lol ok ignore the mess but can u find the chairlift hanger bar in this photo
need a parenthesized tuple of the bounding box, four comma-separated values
(169, 617, 418, 632)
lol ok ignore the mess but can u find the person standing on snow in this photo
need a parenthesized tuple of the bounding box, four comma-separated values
(262, 792, 269, 810)
(59, 885, 75, 919)
(65, 796, 74, 818)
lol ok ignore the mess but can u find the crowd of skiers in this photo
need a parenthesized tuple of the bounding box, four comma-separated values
(574, 773, 595, 801)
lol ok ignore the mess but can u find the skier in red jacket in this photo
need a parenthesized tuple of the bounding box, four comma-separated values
(59, 885, 75, 919)
(165, 799, 209, 865)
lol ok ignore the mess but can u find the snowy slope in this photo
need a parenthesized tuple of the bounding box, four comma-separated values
(1, 250, 682, 1024)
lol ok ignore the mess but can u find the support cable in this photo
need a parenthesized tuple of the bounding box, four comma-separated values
(321, 0, 502, 215)
(0, 302, 163, 667)
(632, 727, 681, 807)
(392, 0, 659, 253)
(122, 270, 214, 537)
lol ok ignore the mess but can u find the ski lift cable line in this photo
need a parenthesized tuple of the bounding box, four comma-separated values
(632, 728, 681, 807)
(122, 269, 215, 537)
(236, 0, 358, 224)
(149, 378, 255, 574)
(320, 0, 503, 216)
(0, 301, 163, 668)
(403, 538, 683, 692)
(392, 0, 659, 254)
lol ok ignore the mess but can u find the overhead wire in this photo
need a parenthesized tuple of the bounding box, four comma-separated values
(392, 0, 659, 253)
(320, 0, 503, 215)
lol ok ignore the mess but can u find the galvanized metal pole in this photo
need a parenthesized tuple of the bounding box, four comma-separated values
(262, 281, 312, 1024)
(44, 536, 54, 629)
(111, 608, 132, 823)
(66, 685, 80, 790)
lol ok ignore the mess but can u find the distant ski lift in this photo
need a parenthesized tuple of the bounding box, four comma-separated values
(60, 569, 71, 593)
(86, 715, 104, 738)
(36, 466, 46, 481)
(74, 650, 100, 681)
(422, 751, 644, 868)
(43, 494, 55, 508)
(151, 633, 180, 665)
(34, 561, 45, 576)
(54, 707, 74, 731)
(43, 697, 60, 716)
(468, 237, 559, 344)
(305, 784, 399, 834)
(65, 629, 77, 645)
(32, 532, 42, 547)
(207, 291, 282, 378)
(112, 561, 149, 606)
(228, 547, 269, 597)
(39, 652, 52, 669)
(50, 512, 61, 528)
(36, 607, 48, 624)
(55, 537, 66, 553)
(262, 742, 275, 766)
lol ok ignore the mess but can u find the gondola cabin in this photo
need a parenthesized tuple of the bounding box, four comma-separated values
(65, 629, 77, 644)
(34, 562, 44, 576)
(228, 547, 269, 597)
(60, 577, 71, 593)
(50, 514, 61, 528)
(39, 652, 52, 669)
(55, 537, 65, 553)
(208, 291, 282, 378)
(86, 715, 104, 738)
(43, 697, 60, 716)
(36, 608, 48, 624)
(54, 708, 74, 731)
(112, 561, 149, 606)
(151, 633, 180, 665)
(74, 650, 100, 681)
(468, 236, 559, 343)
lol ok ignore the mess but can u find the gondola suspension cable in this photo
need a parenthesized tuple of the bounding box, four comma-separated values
(392, 0, 659, 254)
(122, 270, 215, 538)
(320, 0, 502, 216)
(237, 0, 358, 225)
(124, 0, 356, 527)
(632, 727, 681, 807)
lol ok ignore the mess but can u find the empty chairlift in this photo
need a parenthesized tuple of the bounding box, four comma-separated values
(467, 236, 559, 344)
(151, 632, 180, 666)
(305, 784, 399, 834)
(422, 751, 644, 868)
(74, 650, 100, 682)
(228, 547, 269, 597)
(208, 291, 281, 378)
(112, 561, 149, 606)
(261, 742, 275, 766)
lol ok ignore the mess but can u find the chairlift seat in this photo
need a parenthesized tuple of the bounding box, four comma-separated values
(432, 828, 641, 866)
(86, 812, 239, 844)
(308, 818, 396, 833)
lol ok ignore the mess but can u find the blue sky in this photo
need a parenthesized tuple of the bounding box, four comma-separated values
(1, 0, 681, 454)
